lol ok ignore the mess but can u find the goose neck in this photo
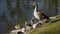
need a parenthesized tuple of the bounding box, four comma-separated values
(34, 5, 38, 12)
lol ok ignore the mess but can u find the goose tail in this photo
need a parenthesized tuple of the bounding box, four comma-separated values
(49, 16, 56, 19)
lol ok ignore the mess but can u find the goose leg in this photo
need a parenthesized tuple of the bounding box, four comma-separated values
(38, 19, 43, 25)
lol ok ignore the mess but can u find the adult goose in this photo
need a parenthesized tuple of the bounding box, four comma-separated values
(32, 2, 49, 22)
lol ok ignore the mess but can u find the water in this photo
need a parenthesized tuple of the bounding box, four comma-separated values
(0, 0, 60, 34)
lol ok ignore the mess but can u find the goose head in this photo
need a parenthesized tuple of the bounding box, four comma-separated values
(32, 2, 38, 8)
(32, 2, 38, 12)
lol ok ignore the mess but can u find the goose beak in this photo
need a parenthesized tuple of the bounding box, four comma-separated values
(32, 5, 35, 8)
(32, 4, 35, 8)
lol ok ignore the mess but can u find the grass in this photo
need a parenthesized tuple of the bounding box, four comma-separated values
(28, 15, 60, 34)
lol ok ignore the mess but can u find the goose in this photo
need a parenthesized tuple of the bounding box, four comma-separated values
(32, 2, 49, 23)
(10, 27, 26, 34)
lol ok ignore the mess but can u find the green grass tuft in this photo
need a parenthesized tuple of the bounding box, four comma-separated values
(28, 15, 60, 34)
